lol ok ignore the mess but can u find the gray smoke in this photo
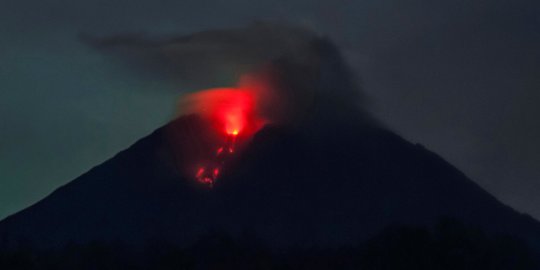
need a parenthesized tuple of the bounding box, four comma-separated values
(83, 23, 375, 128)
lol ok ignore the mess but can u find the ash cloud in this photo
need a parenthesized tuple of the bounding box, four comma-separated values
(83, 23, 376, 128)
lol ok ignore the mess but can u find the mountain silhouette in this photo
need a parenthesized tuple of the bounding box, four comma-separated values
(1, 114, 539, 253)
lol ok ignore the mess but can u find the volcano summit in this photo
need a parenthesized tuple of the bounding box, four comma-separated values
(1, 25, 539, 269)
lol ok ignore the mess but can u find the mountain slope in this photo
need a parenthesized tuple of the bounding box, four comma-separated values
(1, 115, 539, 251)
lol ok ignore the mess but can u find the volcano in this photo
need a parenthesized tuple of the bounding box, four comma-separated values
(1, 114, 540, 253)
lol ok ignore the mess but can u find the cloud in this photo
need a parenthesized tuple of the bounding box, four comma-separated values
(83, 22, 375, 128)
(82, 23, 315, 87)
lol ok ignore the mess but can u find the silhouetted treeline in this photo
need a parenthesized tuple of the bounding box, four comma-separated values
(1, 220, 538, 270)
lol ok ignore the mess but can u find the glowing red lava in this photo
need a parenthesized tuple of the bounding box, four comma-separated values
(178, 79, 269, 187)
(194, 132, 238, 187)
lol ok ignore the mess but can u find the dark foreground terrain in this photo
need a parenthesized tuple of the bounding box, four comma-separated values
(1, 219, 538, 270)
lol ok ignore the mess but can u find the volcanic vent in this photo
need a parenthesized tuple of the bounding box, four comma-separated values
(168, 75, 270, 187)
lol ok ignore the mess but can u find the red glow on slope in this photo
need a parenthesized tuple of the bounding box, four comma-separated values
(219, 90, 253, 136)
(180, 87, 265, 136)
(196, 167, 205, 178)
(177, 76, 270, 187)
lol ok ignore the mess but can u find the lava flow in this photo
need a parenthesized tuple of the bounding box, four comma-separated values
(195, 131, 238, 187)
(178, 79, 268, 187)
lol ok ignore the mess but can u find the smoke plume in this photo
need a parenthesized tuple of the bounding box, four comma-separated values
(85, 23, 378, 183)
(84, 23, 374, 130)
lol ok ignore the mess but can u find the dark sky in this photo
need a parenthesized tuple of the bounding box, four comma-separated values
(1, 0, 539, 220)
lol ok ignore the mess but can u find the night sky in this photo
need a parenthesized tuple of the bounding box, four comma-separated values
(1, 0, 539, 221)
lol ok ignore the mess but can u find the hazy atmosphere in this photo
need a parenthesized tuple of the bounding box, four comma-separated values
(1, 0, 539, 223)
